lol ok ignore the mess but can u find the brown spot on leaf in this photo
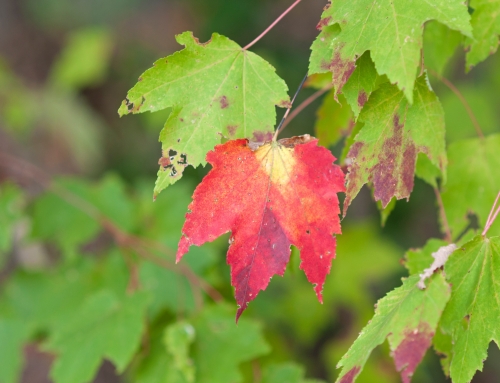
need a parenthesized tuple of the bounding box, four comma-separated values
(220, 95, 229, 109)
(393, 324, 433, 383)
(158, 156, 171, 168)
(227, 125, 238, 136)
(252, 131, 274, 143)
(321, 46, 356, 97)
(339, 366, 361, 383)
(401, 143, 416, 197)
(316, 16, 332, 30)
(279, 134, 312, 148)
(372, 114, 405, 207)
(357, 91, 368, 108)
(278, 100, 292, 108)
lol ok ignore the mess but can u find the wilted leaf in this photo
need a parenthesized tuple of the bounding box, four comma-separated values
(177, 136, 345, 319)
(119, 31, 290, 196)
(310, 0, 471, 102)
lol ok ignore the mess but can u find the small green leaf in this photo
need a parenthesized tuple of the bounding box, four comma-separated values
(47, 290, 150, 383)
(0, 183, 24, 266)
(441, 134, 500, 237)
(441, 235, 500, 383)
(466, 0, 500, 69)
(49, 27, 113, 90)
(344, 74, 446, 211)
(336, 274, 451, 383)
(119, 31, 290, 196)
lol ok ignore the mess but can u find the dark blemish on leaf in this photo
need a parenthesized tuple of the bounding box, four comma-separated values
(252, 131, 274, 143)
(278, 100, 292, 108)
(279, 134, 312, 148)
(348, 142, 364, 160)
(339, 366, 361, 383)
(372, 114, 405, 207)
(220, 95, 229, 109)
(179, 118, 184, 122)
(316, 16, 332, 30)
(357, 91, 368, 107)
(177, 138, 181, 143)
(393, 324, 433, 383)
(227, 125, 238, 136)
(138, 76, 143, 82)
(158, 156, 171, 168)
(401, 143, 416, 196)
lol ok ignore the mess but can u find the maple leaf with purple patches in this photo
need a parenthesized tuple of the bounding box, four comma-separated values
(335, 273, 450, 383)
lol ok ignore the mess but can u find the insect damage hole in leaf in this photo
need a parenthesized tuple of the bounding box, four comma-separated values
(176, 135, 345, 320)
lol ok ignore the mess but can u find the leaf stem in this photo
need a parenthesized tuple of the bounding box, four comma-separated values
(434, 187, 452, 242)
(0, 151, 223, 305)
(243, 0, 302, 50)
(428, 69, 485, 140)
(278, 84, 333, 134)
(273, 72, 309, 140)
(482, 191, 500, 236)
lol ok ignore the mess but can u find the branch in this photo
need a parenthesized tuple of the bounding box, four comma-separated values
(434, 187, 452, 243)
(428, 69, 485, 140)
(0, 151, 223, 305)
(243, 0, 302, 50)
(273, 72, 309, 140)
(278, 84, 333, 134)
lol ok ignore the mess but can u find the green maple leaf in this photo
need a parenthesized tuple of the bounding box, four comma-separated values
(314, 91, 353, 148)
(440, 235, 500, 383)
(344, 74, 446, 210)
(442, 134, 500, 237)
(118, 31, 290, 197)
(310, 0, 471, 102)
(47, 290, 149, 383)
(466, 0, 500, 69)
(335, 274, 450, 383)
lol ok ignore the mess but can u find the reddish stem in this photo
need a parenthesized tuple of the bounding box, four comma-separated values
(243, 0, 302, 50)
(278, 84, 332, 134)
(482, 191, 500, 236)
(434, 187, 452, 243)
(428, 70, 484, 140)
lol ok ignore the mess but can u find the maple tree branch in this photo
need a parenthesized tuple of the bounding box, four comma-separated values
(0, 151, 223, 305)
(273, 72, 309, 140)
(434, 187, 452, 243)
(428, 69, 485, 140)
(482, 191, 500, 236)
(278, 84, 333, 134)
(243, 0, 302, 50)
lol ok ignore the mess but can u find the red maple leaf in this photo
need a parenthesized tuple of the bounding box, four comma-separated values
(176, 135, 345, 320)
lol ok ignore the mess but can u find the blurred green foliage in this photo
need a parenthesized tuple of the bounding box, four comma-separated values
(1, 1, 500, 383)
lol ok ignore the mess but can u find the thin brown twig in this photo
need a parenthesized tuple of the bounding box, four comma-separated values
(278, 84, 333, 134)
(243, 0, 302, 50)
(434, 187, 452, 243)
(428, 69, 485, 140)
(0, 151, 223, 305)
